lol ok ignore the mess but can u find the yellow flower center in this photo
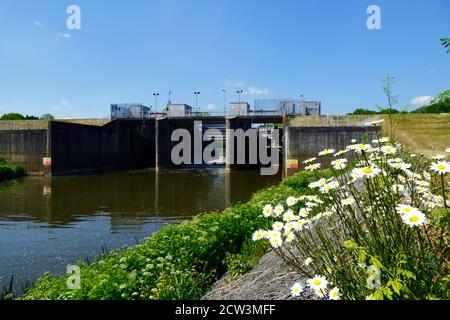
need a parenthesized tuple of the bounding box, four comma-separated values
(409, 216, 419, 223)
(363, 167, 373, 174)
(313, 279, 321, 286)
(437, 164, 446, 170)
(404, 207, 411, 213)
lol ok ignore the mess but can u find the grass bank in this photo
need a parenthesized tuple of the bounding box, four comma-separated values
(0, 157, 25, 182)
(381, 113, 450, 153)
(21, 170, 329, 300)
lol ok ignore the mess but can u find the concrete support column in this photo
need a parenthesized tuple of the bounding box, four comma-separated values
(155, 118, 170, 171)
(282, 116, 290, 179)
(225, 117, 233, 171)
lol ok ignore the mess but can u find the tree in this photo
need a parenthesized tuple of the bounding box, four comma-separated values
(441, 37, 450, 53)
(382, 73, 399, 139)
(0, 113, 26, 120)
(40, 114, 55, 120)
(432, 89, 450, 104)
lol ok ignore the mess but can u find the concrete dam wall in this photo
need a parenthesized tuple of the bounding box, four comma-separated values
(0, 117, 380, 176)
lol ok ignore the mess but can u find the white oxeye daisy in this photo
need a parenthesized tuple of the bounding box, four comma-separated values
(252, 229, 266, 241)
(307, 275, 329, 292)
(299, 207, 310, 218)
(360, 166, 381, 178)
(262, 204, 273, 217)
(273, 204, 284, 217)
(430, 154, 446, 160)
(328, 287, 341, 300)
(341, 198, 355, 206)
(364, 119, 384, 126)
(303, 157, 317, 164)
(395, 204, 418, 216)
(331, 158, 347, 170)
(272, 221, 284, 231)
(446, 147, 450, 153)
(291, 282, 304, 297)
(351, 139, 357, 143)
(283, 209, 296, 222)
(269, 236, 283, 248)
(286, 196, 298, 207)
(401, 210, 428, 227)
(285, 231, 295, 242)
(305, 163, 321, 171)
(380, 145, 397, 155)
(430, 161, 450, 174)
(304, 257, 313, 266)
(318, 148, 335, 156)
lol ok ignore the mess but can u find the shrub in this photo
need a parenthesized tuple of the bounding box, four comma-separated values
(253, 127, 449, 300)
(22, 170, 325, 300)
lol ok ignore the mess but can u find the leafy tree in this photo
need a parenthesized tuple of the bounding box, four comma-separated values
(441, 37, 450, 53)
(40, 113, 55, 120)
(25, 115, 39, 120)
(382, 73, 399, 139)
(432, 90, 450, 104)
(347, 108, 378, 115)
(0, 113, 26, 120)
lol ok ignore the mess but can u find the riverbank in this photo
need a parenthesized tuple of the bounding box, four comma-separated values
(0, 157, 24, 182)
(20, 170, 326, 300)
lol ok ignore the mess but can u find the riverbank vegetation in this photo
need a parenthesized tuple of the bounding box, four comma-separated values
(0, 157, 25, 182)
(253, 124, 449, 300)
(21, 169, 330, 300)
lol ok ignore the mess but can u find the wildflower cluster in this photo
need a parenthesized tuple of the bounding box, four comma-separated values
(254, 135, 450, 300)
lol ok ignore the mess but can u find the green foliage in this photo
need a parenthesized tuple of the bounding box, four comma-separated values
(411, 97, 450, 114)
(40, 114, 55, 120)
(441, 37, 450, 53)
(0, 113, 40, 120)
(22, 170, 324, 300)
(347, 108, 378, 115)
(225, 241, 269, 279)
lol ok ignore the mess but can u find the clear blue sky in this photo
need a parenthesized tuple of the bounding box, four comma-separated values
(0, 0, 449, 118)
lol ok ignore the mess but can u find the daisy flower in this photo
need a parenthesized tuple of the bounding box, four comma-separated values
(283, 209, 297, 222)
(396, 204, 419, 216)
(269, 236, 283, 248)
(262, 204, 273, 217)
(252, 229, 266, 241)
(364, 119, 384, 126)
(272, 221, 284, 231)
(305, 163, 321, 171)
(380, 145, 397, 155)
(299, 207, 310, 218)
(307, 275, 329, 292)
(341, 198, 355, 206)
(318, 148, 335, 156)
(328, 287, 341, 300)
(303, 157, 317, 164)
(360, 166, 381, 178)
(286, 196, 298, 207)
(430, 154, 446, 160)
(446, 147, 450, 153)
(430, 161, 450, 174)
(273, 204, 284, 217)
(401, 210, 428, 227)
(331, 158, 347, 170)
(304, 257, 313, 266)
(291, 282, 304, 297)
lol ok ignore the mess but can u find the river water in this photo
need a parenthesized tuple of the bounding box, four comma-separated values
(0, 168, 281, 292)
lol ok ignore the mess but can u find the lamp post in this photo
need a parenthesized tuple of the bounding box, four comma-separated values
(194, 91, 200, 114)
(153, 92, 160, 116)
(236, 90, 243, 115)
(222, 89, 227, 116)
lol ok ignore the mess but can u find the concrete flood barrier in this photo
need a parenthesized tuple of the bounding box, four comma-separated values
(283, 120, 381, 176)
(0, 117, 381, 177)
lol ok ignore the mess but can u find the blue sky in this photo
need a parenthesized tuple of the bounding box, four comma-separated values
(0, 0, 449, 118)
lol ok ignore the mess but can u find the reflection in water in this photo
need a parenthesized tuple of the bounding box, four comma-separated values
(0, 169, 280, 291)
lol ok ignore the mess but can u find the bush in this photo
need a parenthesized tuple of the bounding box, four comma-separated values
(22, 170, 325, 300)
(254, 136, 449, 300)
(0, 158, 25, 182)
